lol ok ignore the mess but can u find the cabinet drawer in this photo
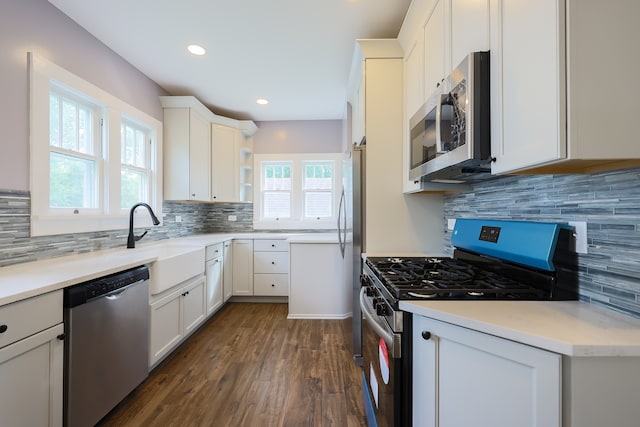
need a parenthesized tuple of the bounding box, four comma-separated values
(254, 251, 289, 274)
(254, 274, 288, 296)
(253, 239, 289, 252)
(206, 243, 224, 261)
(0, 290, 63, 349)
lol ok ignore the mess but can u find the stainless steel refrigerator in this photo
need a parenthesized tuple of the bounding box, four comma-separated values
(338, 142, 365, 364)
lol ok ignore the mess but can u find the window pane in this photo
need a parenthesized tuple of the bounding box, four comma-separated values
(61, 99, 77, 150)
(121, 122, 147, 167)
(50, 152, 96, 208)
(49, 94, 60, 147)
(77, 106, 91, 154)
(264, 164, 292, 191)
(304, 192, 332, 218)
(135, 129, 145, 166)
(264, 192, 290, 218)
(121, 168, 148, 208)
(304, 163, 332, 190)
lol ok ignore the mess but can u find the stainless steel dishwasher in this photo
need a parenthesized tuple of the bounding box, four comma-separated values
(63, 265, 150, 427)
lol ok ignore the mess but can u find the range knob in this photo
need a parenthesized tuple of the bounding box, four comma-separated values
(366, 286, 375, 297)
(373, 299, 388, 316)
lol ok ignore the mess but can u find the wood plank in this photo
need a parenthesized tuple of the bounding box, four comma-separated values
(98, 303, 366, 427)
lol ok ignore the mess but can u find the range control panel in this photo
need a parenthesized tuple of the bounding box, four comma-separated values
(479, 225, 501, 243)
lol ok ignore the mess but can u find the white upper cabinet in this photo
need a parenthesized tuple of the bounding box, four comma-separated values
(490, 0, 640, 175)
(163, 107, 211, 201)
(403, 36, 425, 193)
(450, 0, 490, 70)
(399, 0, 488, 193)
(161, 96, 257, 202)
(211, 124, 240, 202)
(423, 0, 490, 98)
(423, 0, 448, 96)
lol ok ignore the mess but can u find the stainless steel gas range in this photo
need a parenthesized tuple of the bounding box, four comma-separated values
(359, 219, 578, 427)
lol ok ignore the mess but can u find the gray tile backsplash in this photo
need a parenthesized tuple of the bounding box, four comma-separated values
(444, 166, 640, 318)
(0, 193, 253, 268)
(5, 165, 640, 319)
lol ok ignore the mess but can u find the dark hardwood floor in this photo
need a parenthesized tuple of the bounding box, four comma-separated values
(98, 303, 367, 427)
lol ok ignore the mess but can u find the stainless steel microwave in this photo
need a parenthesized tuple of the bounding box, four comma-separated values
(409, 51, 491, 183)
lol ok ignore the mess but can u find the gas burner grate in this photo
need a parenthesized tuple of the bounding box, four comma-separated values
(365, 256, 550, 301)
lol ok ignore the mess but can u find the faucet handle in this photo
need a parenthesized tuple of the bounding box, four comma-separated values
(136, 230, 148, 242)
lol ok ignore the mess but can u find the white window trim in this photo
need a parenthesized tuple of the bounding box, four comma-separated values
(253, 153, 342, 230)
(29, 52, 163, 236)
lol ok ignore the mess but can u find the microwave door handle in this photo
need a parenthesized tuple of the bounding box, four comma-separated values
(435, 94, 447, 154)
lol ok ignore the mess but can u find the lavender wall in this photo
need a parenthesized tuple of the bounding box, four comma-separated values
(0, 0, 168, 191)
(253, 120, 343, 154)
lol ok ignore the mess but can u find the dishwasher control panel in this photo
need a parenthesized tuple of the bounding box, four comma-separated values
(64, 265, 149, 307)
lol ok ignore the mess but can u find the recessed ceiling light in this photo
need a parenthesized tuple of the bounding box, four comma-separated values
(257, 98, 269, 105)
(187, 44, 206, 56)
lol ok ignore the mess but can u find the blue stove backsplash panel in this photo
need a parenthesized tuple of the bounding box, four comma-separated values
(451, 218, 572, 271)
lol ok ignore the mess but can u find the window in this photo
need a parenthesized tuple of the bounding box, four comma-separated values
(262, 162, 292, 219)
(29, 53, 162, 236)
(302, 161, 333, 219)
(120, 119, 151, 209)
(49, 88, 102, 211)
(254, 154, 341, 230)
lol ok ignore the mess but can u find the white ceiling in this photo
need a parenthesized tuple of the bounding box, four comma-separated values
(48, 0, 411, 122)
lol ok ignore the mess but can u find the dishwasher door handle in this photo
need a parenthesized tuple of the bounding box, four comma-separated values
(104, 288, 128, 300)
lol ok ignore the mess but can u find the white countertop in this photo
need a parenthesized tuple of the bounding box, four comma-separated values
(0, 232, 326, 306)
(400, 300, 640, 357)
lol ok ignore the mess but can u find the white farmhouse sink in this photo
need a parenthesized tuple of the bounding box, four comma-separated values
(145, 242, 205, 295)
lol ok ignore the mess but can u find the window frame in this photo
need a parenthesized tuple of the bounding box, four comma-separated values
(29, 52, 163, 236)
(253, 153, 342, 230)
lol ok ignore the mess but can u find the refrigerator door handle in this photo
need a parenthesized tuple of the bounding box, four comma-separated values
(337, 188, 346, 257)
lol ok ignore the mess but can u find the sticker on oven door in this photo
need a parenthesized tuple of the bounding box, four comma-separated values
(369, 363, 379, 408)
(379, 338, 390, 384)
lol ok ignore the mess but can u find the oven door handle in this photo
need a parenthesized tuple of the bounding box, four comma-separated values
(359, 287, 400, 358)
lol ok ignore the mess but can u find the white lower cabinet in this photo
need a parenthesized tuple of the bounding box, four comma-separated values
(253, 239, 289, 297)
(0, 291, 63, 427)
(413, 315, 561, 427)
(288, 242, 349, 319)
(205, 243, 224, 316)
(232, 239, 253, 296)
(149, 275, 206, 367)
(222, 240, 233, 302)
(253, 274, 288, 296)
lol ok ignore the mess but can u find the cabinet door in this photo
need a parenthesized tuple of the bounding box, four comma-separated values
(413, 315, 561, 427)
(205, 256, 223, 316)
(232, 239, 254, 295)
(182, 277, 206, 335)
(450, 0, 490, 68)
(351, 75, 365, 145)
(0, 323, 63, 427)
(211, 124, 240, 202)
(490, 0, 564, 174)
(223, 240, 233, 301)
(189, 109, 212, 200)
(253, 274, 288, 296)
(403, 35, 425, 193)
(149, 288, 183, 367)
(254, 251, 289, 274)
(424, 0, 448, 96)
